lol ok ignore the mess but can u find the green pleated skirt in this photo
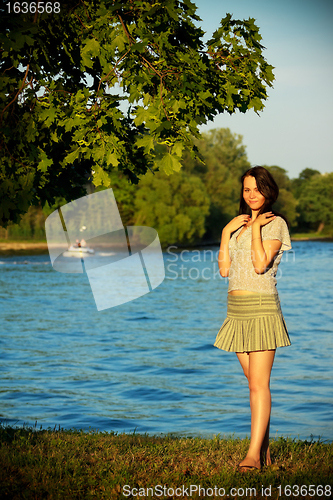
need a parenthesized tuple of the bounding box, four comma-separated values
(214, 293, 291, 352)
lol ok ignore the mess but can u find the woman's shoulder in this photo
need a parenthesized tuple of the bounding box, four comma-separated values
(262, 215, 288, 236)
(263, 215, 291, 249)
(266, 215, 289, 230)
(274, 215, 288, 225)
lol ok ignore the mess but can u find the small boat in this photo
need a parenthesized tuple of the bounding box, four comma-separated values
(63, 245, 95, 257)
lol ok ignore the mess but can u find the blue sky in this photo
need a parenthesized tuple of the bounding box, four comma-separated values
(194, 0, 333, 179)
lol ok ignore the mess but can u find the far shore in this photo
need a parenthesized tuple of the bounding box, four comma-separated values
(0, 242, 48, 251)
(0, 234, 332, 252)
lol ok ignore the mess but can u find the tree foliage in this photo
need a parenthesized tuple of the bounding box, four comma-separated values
(296, 172, 333, 232)
(0, 0, 275, 227)
(182, 128, 251, 240)
(290, 168, 322, 232)
(291, 168, 321, 199)
(264, 165, 298, 227)
(134, 169, 210, 247)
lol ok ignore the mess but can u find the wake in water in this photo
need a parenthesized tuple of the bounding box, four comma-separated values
(0, 252, 116, 265)
(0, 260, 50, 265)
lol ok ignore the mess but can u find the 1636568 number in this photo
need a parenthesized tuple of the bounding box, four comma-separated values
(6, 2, 61, 14)
(277, 485, 332, 497)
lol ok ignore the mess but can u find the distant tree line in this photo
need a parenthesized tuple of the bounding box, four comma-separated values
(1, 128, 332, 247)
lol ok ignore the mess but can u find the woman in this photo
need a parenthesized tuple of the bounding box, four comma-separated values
(214, 166, 292, 472)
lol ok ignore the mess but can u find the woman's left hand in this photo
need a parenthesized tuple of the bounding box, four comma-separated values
(253, 212, 276, 228)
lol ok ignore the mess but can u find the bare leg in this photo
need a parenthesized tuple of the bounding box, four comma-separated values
(236, 350, 275, 469)
(261, 417, 272, 466)
(236, 352, 271, 465)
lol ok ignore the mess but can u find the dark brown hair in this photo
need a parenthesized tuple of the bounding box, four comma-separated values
(239, 166, 289, 226)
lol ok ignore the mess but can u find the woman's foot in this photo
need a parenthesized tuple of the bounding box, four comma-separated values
(237, 456, 261, 472)
(260, 444, 272, 467)
(265, 445, 272, 466)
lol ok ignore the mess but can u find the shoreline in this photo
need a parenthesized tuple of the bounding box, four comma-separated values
(0, 235, 333, 252)
(0, 242, 49, 250)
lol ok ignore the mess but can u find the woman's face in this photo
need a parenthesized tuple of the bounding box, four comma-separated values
(243, 175, 266, 211)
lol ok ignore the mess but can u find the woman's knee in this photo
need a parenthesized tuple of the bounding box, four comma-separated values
(248, 377, 270, 393)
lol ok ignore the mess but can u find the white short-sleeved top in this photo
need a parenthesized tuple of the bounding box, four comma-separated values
(228, 216, 292, 294)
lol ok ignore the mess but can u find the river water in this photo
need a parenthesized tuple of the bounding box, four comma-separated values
(0, 240, 332, 441)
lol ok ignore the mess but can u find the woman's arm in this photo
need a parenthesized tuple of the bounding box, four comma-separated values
(218, 214, 250, 277)
(251, 213, 282, 274)
(218, 229, 232, 277)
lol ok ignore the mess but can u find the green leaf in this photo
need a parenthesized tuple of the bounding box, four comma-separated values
(160, 153, 182, 175)
(249, 97, 263, 112)
(106, 151, 119, 167)
(63, 148, 80, 165)
(92, 165, 111, 188)
(133, 107, 150, 126)
(110, 33, 127, 52)
(172, 142, 184, 157)
(81, 38, 100, 68)
(136, 135, 154, 153)
(128, 87, 141, 103)
(39, 106, 57, 126)
(37, 151, 53, 172)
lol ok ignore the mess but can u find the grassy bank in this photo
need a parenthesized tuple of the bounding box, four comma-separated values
(0, 425, 332, 499)
(290, 232, 333, 240)
(0, 240, 48, 248)
(0, 232, 332, 253)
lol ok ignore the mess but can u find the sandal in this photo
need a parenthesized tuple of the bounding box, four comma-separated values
(237, 462, 261, 472)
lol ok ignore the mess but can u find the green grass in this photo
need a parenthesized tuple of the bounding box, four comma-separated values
(290, 232, 332, 240)
(1, 232, 333, 247)
(0, 239, 47, 243)
(0, 424, 332, 499)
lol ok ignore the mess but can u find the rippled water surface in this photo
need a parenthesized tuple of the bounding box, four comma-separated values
(0, 240, 332, 440)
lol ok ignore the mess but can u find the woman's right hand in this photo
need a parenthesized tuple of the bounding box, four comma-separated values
(223, 214, 250, 235)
